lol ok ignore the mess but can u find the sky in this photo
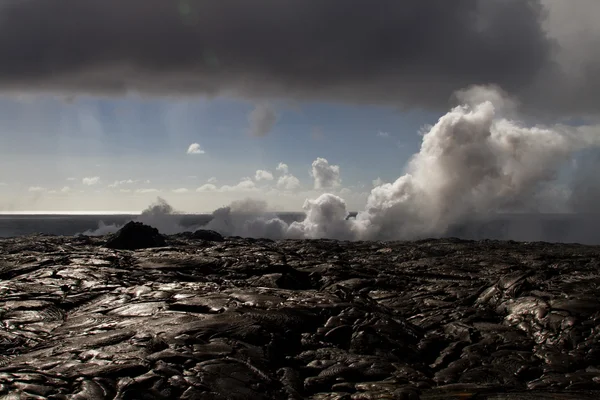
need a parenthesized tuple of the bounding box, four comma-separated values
(1, 0, 600, 216)
(0, 94, 434, 212)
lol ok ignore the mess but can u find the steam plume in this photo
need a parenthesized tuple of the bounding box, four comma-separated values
(86, 87, 600, 242)
(203, 86, 600, 241)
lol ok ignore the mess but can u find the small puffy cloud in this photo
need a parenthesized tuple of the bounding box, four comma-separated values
(310, 157, 341, 189)
(277, 174, 301, 191)
(82, 176, 100, 186)
(172, 188, 189, 193)
(372, 177, 384, 187)
(274, 162, 301, 191)
(28, 186, 45, 192)
(187, 143, 205, 154)
(61, 186, 72, 193)
(377, 131, 390, 138)
(255, 169, 274, 181)
(197, 179, 259, 193)
(221, 178, 257, 192)
(207, 177, 218, 184)
(248, 103, 277, 137)
(276, 162, 289, 174)
(136, 188, 160, 194)
(197, 184, 217, 192)
(108, 179, 137, 188)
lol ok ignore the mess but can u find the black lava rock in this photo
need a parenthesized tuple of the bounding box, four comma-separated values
(2, 236, 600, 398)
(104, 221, 166, 250)
(191, 229, 225, 242)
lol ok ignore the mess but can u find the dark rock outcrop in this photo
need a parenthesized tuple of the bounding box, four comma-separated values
(191, 229, 225, 242)
(0, 235, 600, 398)
(104, 221, 166, 250)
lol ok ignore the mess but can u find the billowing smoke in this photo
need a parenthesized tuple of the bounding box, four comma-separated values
(203, 198, 287, 240)
(199, 86, 600, 241)
(83, 197, 185, 236)
(351, 93, 589, 240)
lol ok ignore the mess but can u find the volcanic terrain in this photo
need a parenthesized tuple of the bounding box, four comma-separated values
(1, 224, 600, 399)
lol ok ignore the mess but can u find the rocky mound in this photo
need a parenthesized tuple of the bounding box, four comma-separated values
(0, 234, 600, 399)
(104, 221, 166, 250)
(191, 229, 224, 242)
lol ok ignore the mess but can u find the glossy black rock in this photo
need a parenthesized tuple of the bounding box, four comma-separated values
(0, 234, 600, 399)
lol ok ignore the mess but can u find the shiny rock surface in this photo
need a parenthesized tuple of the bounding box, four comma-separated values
(1, 233, 600, 399)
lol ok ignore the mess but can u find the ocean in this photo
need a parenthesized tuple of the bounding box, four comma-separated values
(1, 213, 600, 245)
(0, 213, 304, 238)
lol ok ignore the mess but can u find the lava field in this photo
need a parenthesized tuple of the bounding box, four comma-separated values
(1, 226, 600, 399)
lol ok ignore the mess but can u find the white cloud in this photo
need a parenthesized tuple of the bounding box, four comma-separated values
(377, 131, 390, 138)
(274, 162, 301, 191)
(187, 143, 205, 154)
(197, 184, 217, 192)
(207, 177, 218, 184)
(136, 188, 160, 194)
(277, 174, 301, 191)
(108, 179, 137, 188)
(61, 186, 72, 193)
(310, 157, 341, 189)
(172, 188, 189, 193)
(221, 179, 257, 192)
(248, 103, 277, 137)
(82, 176, 100, 186)
(197, 179, 259, 193)
(255, 169, 274, 181)
(372, 177, 384, 187)
(28, 186, 45, 192)
(66, 177, 76, 181)
(276, 162, 289, 174)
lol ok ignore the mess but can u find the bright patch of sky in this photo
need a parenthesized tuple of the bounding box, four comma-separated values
(0, 94, 441, 213)
(0, 94, 584, 213)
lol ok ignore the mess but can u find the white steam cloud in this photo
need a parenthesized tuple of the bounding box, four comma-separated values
(83, 197, 187, 236)
(85, 86, 600, 243)
(311, 158, 341, 189)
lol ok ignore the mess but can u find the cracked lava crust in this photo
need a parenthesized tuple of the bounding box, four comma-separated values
(1, 226, 600, 399)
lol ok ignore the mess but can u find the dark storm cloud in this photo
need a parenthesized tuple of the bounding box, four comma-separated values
(0, 0, 571, 112)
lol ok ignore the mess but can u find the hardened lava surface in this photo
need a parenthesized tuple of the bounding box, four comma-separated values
(1, 233, 600, 399)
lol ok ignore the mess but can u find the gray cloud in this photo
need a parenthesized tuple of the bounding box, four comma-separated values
(0, 0, 597, 116)
(248, 103, 277, 137)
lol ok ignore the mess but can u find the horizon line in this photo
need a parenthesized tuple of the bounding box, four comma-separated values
(0, 210, 307, 215)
